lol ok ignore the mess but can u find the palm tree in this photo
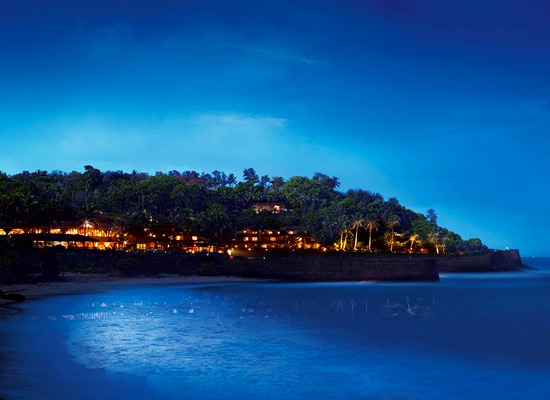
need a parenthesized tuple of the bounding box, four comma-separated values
(386, 218, 399, 252)
(226, 173, 237, 187)
(366, 219, 379, 252)
(336, 214, 354, 251)
(407, 233, 419, 252)
(349, 214, 366, 251)
(260, 175, 271, 187)
(169, 207, 193, 229)
(430, 229, 447, 254)
(321, 215, 338, 244)
(439, 232, 448, 254)
(337, 215, 347, 250)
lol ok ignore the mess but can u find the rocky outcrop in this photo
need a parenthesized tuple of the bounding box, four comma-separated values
(490, 249, 523, 269)
(437, 249, 523, 272)
(0, 290, 26, 302)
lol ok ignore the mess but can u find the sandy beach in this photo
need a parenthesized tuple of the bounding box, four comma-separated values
(0, 274, 257, 316)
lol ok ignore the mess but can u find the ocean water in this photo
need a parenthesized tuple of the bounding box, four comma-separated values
(1, 258, 550, 400)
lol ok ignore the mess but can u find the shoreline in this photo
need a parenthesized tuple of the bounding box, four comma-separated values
(0, 249, 526, 316)
(0, 273, 261, 316)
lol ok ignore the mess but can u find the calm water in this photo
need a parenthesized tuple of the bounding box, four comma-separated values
(1, 258, 550, 399)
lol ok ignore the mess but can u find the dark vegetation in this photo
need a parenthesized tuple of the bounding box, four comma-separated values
(0, 242, 228, 283)
(0, 166, 486, 254)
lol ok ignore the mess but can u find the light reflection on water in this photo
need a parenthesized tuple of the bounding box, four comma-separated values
(1, 258, 550, 399)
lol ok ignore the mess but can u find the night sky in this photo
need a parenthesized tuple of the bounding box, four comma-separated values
(1, 1, 549, 255)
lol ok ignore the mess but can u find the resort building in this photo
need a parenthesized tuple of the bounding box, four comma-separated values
(232, 227, 321, 250)
(2, 215, 120, 250)
(252, 202, 288, 214)
(1, 212, 320, 254)
(125, 226, 213, 253)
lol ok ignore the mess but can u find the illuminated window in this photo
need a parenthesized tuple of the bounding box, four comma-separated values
(252, 237, 258, 242)
(243, 237, 249, 241)
(137, 243, 146, 250)
(270, 237, 277, 241)
(0, 229, 5, 235)
(192, 236, 198, 241)
(288, 231, 294, 235)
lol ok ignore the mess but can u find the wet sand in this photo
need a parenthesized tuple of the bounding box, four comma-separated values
(0, 274, 259, 316)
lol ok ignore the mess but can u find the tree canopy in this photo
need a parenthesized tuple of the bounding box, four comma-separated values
(0, 167, 487, 254)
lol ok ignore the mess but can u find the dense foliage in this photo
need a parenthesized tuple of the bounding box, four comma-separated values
(0, 167, 486, 254)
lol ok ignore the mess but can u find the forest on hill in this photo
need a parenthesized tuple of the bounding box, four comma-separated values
(0, 166, 486, 254)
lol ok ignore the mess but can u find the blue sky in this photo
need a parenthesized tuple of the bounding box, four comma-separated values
(1, 0, 549, 255)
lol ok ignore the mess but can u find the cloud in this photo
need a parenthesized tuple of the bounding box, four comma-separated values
(0, 112, 383, 186)
(154, 112, 357, 175)
(238, 45, 324, 66)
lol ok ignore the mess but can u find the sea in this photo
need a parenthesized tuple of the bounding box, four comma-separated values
(1, 258, 549, 400)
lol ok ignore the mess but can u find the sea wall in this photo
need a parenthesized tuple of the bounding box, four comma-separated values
(0, 246, 524, 284)
(0, 248, 208, 283)
(56, 250, 440, 281)
(437, 249, 523, 272)
(220, 253, 440, 282)
(56, 250, 209, 276)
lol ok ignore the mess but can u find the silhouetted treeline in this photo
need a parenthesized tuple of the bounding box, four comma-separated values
(0, 166, 486, 254)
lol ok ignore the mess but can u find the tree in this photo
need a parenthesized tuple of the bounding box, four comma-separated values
(0, 166, 483, 256)
(281, 177, 322, 219)
(349, 214, 366, 251)
(320, 213, 338, 245)
(312, 172, 340, 190)
(366, 219, 379, 252)
(195, 204, 230, 244)
(82, 165, 102, 193)
(226, 173, 237, 187)
(211, 170, 227, 187)
(407, 233, 419, 252)
(259, 175, 271, 188)
(445, 231, 463, 253)
(412, 216, 445, 253)
(386, 217, 400, 252)
(243, 168, 259, 184)
(427, 209, 437, 224)
(270, 176, 284, 191)
(335, 214, 354, 251)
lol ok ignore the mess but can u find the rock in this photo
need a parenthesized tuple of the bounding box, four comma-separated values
(0, 291, 26, 302)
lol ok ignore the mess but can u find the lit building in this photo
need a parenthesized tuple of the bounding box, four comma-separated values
(124, 226, 214, 253)
(232, 227, 320, 250)
(2, 215, 120, 250)
(252, 203, 288, 214)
